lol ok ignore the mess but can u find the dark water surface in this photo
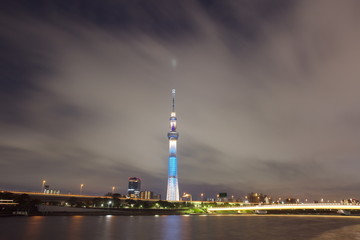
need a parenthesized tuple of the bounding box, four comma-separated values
(1, 215, 360, 240)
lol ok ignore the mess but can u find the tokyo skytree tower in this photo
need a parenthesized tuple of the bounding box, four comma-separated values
(166, 89, 180, 201)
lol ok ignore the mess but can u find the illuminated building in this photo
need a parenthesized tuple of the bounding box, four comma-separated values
(140, 191, 154, 200)
(181, 192, 192, 201)
(43, 184, 61, 194)
(166, 89, 180, 201)
(247, 192, 267, 203)
(128, 177, 141, 198)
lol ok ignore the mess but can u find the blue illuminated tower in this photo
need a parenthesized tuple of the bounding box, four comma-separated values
(166, 89, 180, 201)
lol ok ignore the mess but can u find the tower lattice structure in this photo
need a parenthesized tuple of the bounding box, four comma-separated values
(166, 89, 180, 201)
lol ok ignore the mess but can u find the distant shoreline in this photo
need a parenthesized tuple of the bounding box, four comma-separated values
(33, 205, 187, 216)
(2, 213, 360, 217)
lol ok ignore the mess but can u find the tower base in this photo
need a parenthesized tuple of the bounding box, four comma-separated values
(166, 177, 179, 201)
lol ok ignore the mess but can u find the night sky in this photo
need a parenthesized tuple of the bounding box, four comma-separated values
(1, 0, 360, 201)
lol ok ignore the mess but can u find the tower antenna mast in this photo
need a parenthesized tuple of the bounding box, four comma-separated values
(172, 89, 176, 112)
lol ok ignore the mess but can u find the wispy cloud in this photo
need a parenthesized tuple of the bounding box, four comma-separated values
(1, 0, 360, 199)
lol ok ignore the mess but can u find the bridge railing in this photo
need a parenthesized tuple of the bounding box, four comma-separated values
(208, 203, 360, 209)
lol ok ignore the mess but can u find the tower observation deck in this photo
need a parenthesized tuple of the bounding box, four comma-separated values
(166, 89, 180, 201)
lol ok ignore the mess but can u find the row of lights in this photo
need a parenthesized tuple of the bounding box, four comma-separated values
(40, 182, 345, 203)
(41, 179, 116, 195)
(42, 179, 208, 199)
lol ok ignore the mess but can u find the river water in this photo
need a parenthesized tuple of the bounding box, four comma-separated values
(1, 215, 360, 240)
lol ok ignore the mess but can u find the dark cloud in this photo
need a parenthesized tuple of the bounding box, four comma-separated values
(1, 0, 360, 200)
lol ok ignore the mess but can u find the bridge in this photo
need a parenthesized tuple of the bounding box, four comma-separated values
(208, 203, 360, 212)
(3, 190, 360, 212)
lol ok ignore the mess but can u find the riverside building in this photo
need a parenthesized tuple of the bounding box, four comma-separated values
(128, 177, 141, 198)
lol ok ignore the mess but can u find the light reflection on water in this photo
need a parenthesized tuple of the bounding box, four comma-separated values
(22, 216, 44, 240)
(67, 216, 85, 240)
(1, 215, 360, 240)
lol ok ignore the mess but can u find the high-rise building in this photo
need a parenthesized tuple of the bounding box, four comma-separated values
(128, 177, 141, 198)
(166, 89, 180, 201)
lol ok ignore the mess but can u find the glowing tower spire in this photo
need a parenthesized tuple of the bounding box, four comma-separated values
(166, 89, 180, 201)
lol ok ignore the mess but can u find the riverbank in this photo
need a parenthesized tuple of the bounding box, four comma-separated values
(37, 205, 187, 216)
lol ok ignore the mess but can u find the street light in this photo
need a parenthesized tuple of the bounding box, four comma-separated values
(41, 180, 46, 193)
(112, 186, 115, 194)
(80, 184, 84, 195)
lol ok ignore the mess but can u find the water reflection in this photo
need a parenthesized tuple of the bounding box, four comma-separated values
(100, 215, 116, 239)
(161, 216, 188, 240)
(22, 216, 45, 240)
(3, 215, 360, 240)
(67, 216, 84, 240)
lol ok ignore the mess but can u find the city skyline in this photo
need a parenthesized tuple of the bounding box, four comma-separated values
(1, 0, 360, 200)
